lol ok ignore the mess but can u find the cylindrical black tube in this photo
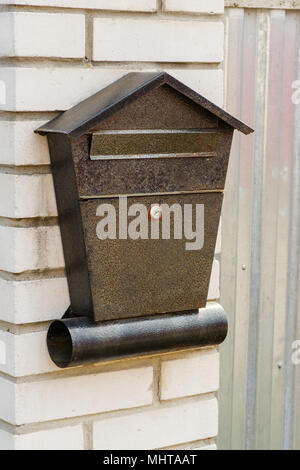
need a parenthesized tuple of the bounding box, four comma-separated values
(47, 303, 228, 368)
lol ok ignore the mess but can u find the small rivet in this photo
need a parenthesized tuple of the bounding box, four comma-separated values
(242, 265, 247, 271)
(277, 361, 283, 370)
(149, 205, 162, 221)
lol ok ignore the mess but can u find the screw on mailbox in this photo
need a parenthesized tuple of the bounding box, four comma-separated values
(149, 205, 162, 221)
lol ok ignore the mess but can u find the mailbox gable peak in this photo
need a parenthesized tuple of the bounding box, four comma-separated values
(36, 72, 254, 137)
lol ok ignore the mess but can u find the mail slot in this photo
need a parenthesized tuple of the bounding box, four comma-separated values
(36, 72, 253, 367)
(90, 130, 218, 160)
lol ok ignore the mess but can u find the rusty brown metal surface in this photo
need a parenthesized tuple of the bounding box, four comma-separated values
(90, 130, 217, 160)
(47, 133, 94, 319)
(80, 192, 223, 322)
(36, 72, 254, 137)
(72, 123, 233, 198)
(90, 129, 218, 159)
(91, 85, 219, 131)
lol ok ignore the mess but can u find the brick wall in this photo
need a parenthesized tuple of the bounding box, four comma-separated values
(0, 0, 224, 450)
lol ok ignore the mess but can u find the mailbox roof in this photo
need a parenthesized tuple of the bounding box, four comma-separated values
(36, 72, 254, 137)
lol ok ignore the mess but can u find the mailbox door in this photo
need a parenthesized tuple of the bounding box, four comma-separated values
(80, 192, 222, 322)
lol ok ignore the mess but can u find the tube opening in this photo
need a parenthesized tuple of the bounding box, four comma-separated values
(47, 320, 73, 368)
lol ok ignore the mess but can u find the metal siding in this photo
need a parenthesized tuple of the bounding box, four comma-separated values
(219, 7, 300, 450)
(218, 9, 245, 451)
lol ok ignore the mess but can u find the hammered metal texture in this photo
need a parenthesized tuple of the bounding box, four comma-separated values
(47, 304, 228, 368)
(72, 126, 233, 198)
(91, 86, 219, 131)
(90, 130, 217, 159)
(80, 192, 223, 322)
(47, 133, 93, 319)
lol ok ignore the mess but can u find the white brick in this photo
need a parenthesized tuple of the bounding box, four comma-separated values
(0, 378, 15, 424)
(0, 425, 84, 450)
(93, 19, 224, 63)
(0, 429, 13, 450)
(0, 173, 57, 218)
(0, 331, 13, 374)
(0, 12, 13, 59)
(166, 69, 224, 107)
(0, 329, 60, 376)
(0, 68, 124, 112)
(0, 367, 153, 424)
(93, 398, 218, 449)
(0, 276, 69, 324)
(0, 12, 85, 58)
(0, 225, 64, 273)
(208, 260, 220, 300)
(160, 349, 219, 401)
(0, 0, 157, 11)
(0, 79, 6, 105)
(163, 0, 224, 14)
(0, 67, 223, 111)
(0, 121, 50, 166)
(0, 338, 5, 365)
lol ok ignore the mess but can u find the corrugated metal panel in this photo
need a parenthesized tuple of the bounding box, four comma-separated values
(219, 7, 300, 450)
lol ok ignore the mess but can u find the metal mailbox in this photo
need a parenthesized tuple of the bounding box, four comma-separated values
(36, 72, 253, 368)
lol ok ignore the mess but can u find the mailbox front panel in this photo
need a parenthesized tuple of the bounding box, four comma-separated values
(70, 85, 234, 198)
(71, 125, 233, 198)
(80, 193, 223, 322)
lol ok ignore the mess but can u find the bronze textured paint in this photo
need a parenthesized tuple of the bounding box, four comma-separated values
(36, 72, 253, 331)
(91, 86, 219, 131)
(71, 123, 233, 198)
(90, 130, 217, 160)
(47, 133, 93, 319)
(80, 193, 223, 322)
